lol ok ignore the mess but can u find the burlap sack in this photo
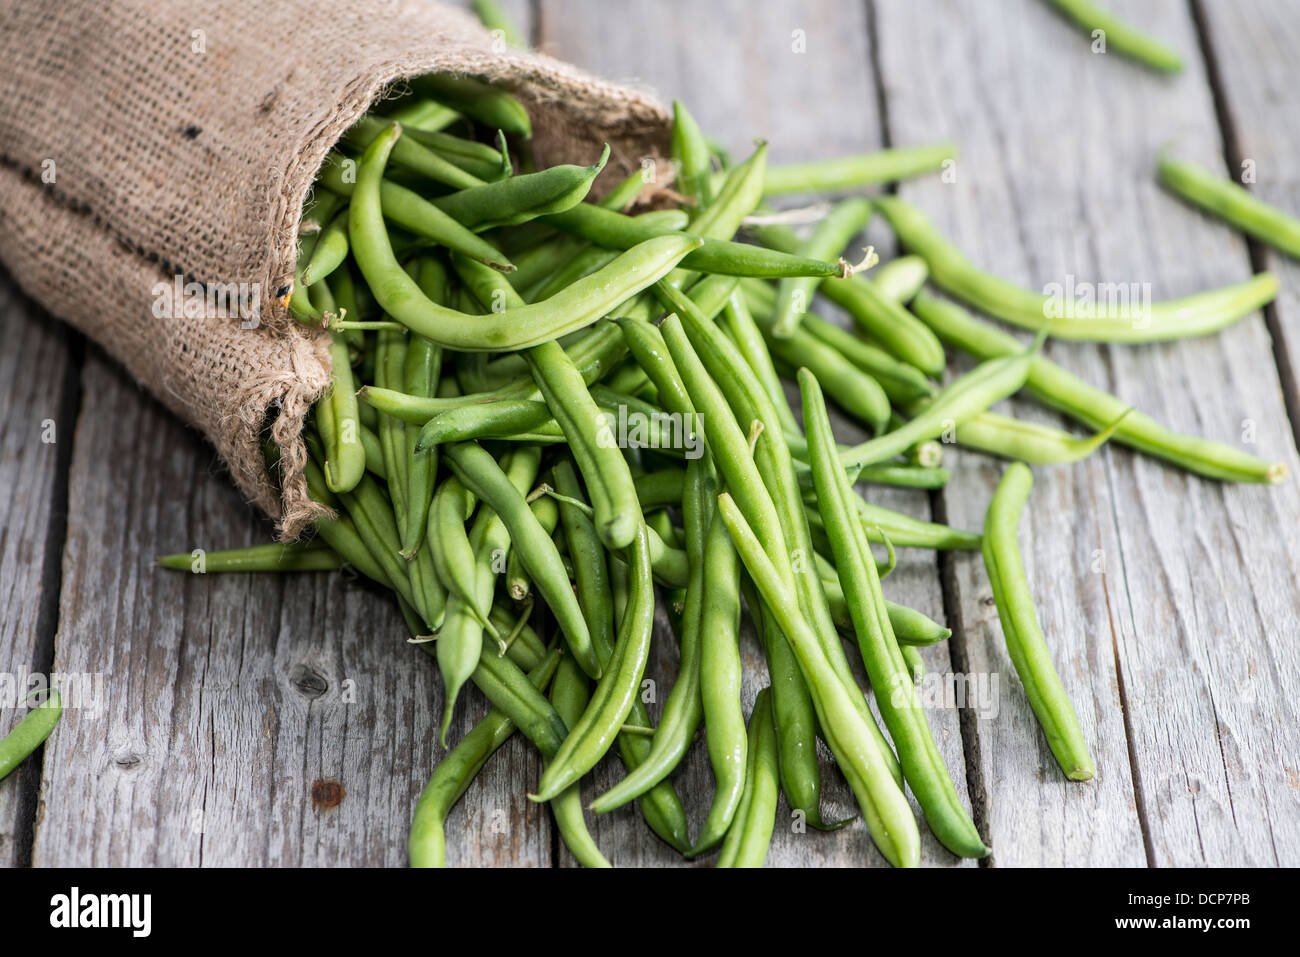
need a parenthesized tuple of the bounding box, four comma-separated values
(0, 0, 671, 537)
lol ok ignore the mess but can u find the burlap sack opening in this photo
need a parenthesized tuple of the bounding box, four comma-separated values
(0, 0, 671, 538)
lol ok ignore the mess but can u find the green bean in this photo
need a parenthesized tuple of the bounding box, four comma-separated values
(351, 125, 699, 352)
(552, 460, 692, 853)
(506, 234, 588, 293)
(468, 637, 569, 748)
(600, 166, 651, 211)
(754, 224, 947, 375)
(345, 114, 485, 190)
(360, 321, 629, 423)
(438, 447, 542, 741)
(687, 139, 767, 245)
(409, 649, 560, 868)
(417, 399, 554, 450)
(384, 97, 460, 132)
(404, 125, 512, 181)
(799, 313, 934, 403)
(506, 493, 557, 601)
(316, 154, 513, 271)
(1043, 0, 1182, 73)
(414, 74, 532, 138)
(589, 448, 708, 813)
(632, 467, 686, 509)
(854, 464, 950, 489)
(720, 290, 801, 434)
(691, 506, 750, 852)
(911, 291, 1287, 483)
(771, 198, 872, 337)
(532, 244, 620, 301)
(158, 541, 341, 573)
(302, 457, 393, 589)
(470, 0, 528, 48)
(334, 470, 418, 607)
(716, 492, 920, 868)
(531, 521, 655, 802)
(432, 145, 609, 230)
(876, 197, 1278, 342)
(837, 345, 1037, 469)
(358, 422, 387, 479)
(762, 318, 891, 433)
(802, 367, 989, 858)
(759, 143, 957, 195)
(400, 340, 443, 557)
(374, 329, 409, 520)
(671, 99, 714, 207)
(714, 688, 779, 868)
(300, 207, 350, 287)
(872, 255, 930, 304)
(983, 463, 1096, 781)
(661, 291, 904, 788)
(744, 577, 837, 833)
(289, 192, 343, 320)
(547, 656, 614, 868)
(1157, 153, 1300, 261)
(488, 603, 548, 665)
(949, 408, 1131, 465)
(542, 202, 844, 278)
(319, 333, 366, 493)
(0, 689, 62, 782)
(445, 441, 600, 678)
(428, 477, 494, 631)
(901, 645, 925, 683)
(804, 498, 982, 551)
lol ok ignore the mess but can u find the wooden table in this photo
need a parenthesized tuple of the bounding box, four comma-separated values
(3, 0, 1298, 867)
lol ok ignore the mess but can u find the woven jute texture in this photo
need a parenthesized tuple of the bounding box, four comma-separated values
(0, 0, 671, 537)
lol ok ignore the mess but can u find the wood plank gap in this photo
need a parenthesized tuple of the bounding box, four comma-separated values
(1189, 0, 1300, 448)
(12, 329, 84, 867)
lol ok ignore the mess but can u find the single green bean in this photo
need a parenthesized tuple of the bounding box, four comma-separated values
(983, 463, 1096, 780)
(876, 196, 1277, 342)
(0, 689, 62, 781)
(1043, 0, 1183, 73)
(949, 408, 1131, 465)
(432, 145, 609, 230)
(506, 493, 558, 601)
(1158, 153, 1300, 261)
(671, 99, 715, 207)
(759, 143, 957, 195)
(300, 207, 350, 287)
(547, 655, 614, 868)
(715, 688, 779, 868)
(158, 541, 341, 573)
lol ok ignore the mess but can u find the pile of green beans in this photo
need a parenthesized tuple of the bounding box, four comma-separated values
(158, 27, 1290, 866)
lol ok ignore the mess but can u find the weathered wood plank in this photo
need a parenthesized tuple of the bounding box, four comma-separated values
(876, 0, 1300, 865)
(0, 272, 77, 867)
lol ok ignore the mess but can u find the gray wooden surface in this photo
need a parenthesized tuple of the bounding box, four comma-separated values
(2, 0, 1298, 867)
